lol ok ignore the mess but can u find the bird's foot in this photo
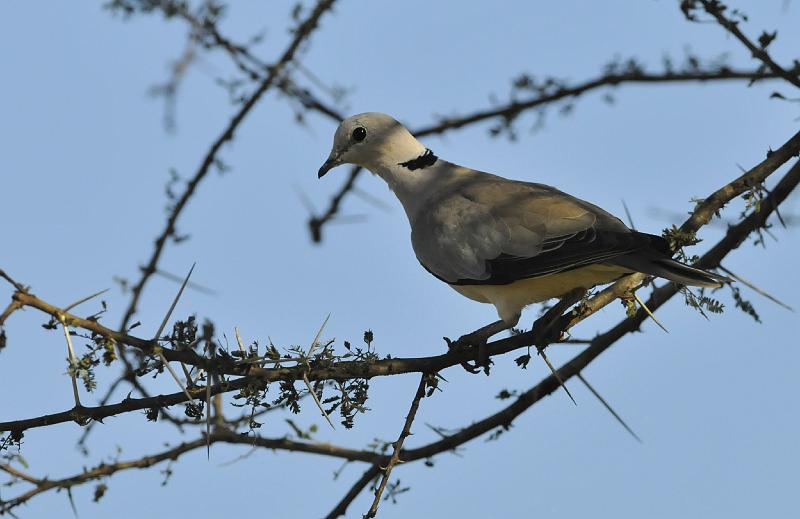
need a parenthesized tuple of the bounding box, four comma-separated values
(444, 333, 492, 375)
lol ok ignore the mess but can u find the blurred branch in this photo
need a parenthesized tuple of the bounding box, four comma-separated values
(104, 0, 339, 442)
(689, 0, 800, 88)
(173, 5, 345, 121)
(118, 0, 339, 332)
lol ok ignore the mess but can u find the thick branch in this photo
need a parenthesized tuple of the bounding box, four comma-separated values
(0, 430, 383, 514)
(4, 155, 797, 510)
(402, 158, 800, 462)
(3, 130, 798, 437)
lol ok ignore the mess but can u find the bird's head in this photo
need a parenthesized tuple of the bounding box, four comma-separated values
(318, 112, 425, 178)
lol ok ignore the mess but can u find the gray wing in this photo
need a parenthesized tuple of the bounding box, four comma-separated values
(410, 176, 648, 285)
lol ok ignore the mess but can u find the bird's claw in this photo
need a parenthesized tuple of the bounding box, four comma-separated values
(443, 334, 492, 375)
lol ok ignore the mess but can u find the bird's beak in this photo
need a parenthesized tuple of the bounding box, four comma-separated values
(318, 151, 343, 178)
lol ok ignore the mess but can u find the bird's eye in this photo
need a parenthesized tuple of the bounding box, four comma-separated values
(351, 126, 367, 142)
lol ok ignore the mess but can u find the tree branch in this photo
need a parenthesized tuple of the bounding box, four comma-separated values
(325, 464, 382, 519)
(3, 128, 799, 433)
(407, 156, 800, 458)
(695, 0, 800, 88)
(0, 430, 387, 515)
(119, 0, 339, 331)
(365, 374, 428, 518)
(3, 149, 797, 509)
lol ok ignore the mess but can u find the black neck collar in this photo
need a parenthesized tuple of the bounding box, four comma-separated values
(398, 148, 438, 171)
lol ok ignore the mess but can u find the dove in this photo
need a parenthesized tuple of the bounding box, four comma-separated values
(318, 112, 728, 350)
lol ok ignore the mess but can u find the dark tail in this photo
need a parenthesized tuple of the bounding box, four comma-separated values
(611, 252, 731, 288)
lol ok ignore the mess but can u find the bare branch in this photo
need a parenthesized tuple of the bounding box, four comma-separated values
(718, 264, 794, 311)
(576, 373, 642, 443)
(0, 431, 385, 515)
(696, 0, 800, 88)
(2, 154, 796, 507)
(365, 374, 428, 518)
(325, 465, 382, 519)
(119, 0, 339, 331)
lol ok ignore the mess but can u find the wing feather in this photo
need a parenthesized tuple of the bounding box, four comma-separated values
(411, 177, 645, 285)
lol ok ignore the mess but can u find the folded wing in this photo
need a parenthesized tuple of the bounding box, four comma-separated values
(411, 176, 651, 285)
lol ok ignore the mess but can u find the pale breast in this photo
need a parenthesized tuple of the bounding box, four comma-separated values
(450, 264, 628, 324)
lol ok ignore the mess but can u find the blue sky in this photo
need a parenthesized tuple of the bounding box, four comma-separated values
(1, 1, 799, 518)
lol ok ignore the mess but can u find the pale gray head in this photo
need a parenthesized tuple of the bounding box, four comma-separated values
(317, 112, 427, 178)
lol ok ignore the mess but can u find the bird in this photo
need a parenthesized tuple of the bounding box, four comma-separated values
(318, 112, 728, 350)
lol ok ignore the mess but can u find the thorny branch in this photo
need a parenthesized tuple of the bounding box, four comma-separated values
(83, 0, 340, 446)
(2, 136, 797, 519)
(4, 126, 798, 429)
(1, 119, 798, 438)
(3, 146, 797, 512)
(2, 1, 799, 517)
(2, 133, 798, 516)
(365, 374, 429, 518)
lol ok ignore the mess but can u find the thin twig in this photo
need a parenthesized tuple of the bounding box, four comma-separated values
(119, 0, 339, 331)
(206, 369, 212, 458)
(63, 289, 109, 313)
(577, 372, 642, 443)
(621, 198, 636, 230)
(303, 373, 335, 430)
(365, 374, 428, 518)
(304, 314, 335, 429)
(154, 263, 195, 339)
(235, 327, 246, 353)
(154, 269, 217, 295)
(153, 264, 196, 404)
(718, 265, 793, 311)
(0, 464, 41, 485)
(307, 313, 331, 358)
(633, 292, 669, 333)
(536, 347, 577, 405)
(325, 464, 381, 519)
(0, 268, 25, 291)
(158, 352, 196, 404)
(697, 0, 800, 88)
(59, 320, 82, 408)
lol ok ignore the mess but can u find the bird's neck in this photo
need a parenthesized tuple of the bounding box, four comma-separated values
(365, 143, 443, 220)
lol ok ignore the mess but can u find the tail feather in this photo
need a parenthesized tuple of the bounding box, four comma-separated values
(611, 255, 731, 288)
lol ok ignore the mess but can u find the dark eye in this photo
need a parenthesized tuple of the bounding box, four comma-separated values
(351, 126, 367, 142)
